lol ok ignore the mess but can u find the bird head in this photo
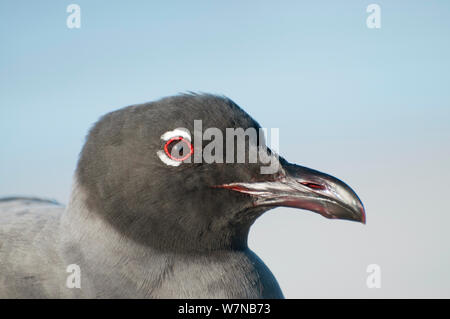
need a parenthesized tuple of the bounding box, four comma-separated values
(76, 93, 365, 253)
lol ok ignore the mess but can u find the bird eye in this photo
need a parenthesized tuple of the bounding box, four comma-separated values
(164, 137, 193, 161)
(300, 182, 326, 190)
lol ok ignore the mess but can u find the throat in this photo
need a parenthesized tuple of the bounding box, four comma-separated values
(62, 179, 263, 255)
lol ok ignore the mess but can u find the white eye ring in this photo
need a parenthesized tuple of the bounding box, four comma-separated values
(157, 128, 192, 166)
(161, 129, 191, 142)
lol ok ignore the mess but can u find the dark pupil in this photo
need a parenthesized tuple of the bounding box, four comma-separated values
(168, 140, 187, 158)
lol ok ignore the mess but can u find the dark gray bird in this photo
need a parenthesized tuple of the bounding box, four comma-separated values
(0, 93, 365, 298)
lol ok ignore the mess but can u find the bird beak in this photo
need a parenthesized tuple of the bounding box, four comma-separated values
(217, 161, 366, 224)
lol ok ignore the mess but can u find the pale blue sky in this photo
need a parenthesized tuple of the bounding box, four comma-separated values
(1, 1, 450, 297)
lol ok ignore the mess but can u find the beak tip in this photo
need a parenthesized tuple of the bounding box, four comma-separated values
(359, 207, 366, 224)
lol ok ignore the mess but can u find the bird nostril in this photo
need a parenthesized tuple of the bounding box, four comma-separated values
(300, 182, 326, 190)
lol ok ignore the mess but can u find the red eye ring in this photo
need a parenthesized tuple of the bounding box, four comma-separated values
(164, 137, 193, 161)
